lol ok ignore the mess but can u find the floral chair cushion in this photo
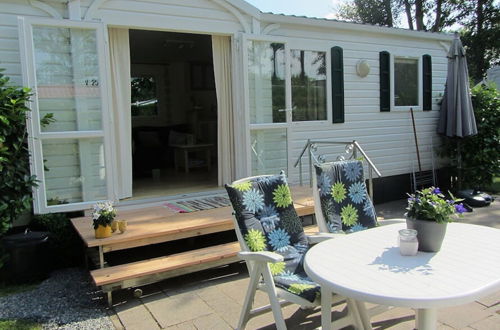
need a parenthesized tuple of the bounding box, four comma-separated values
(315, 160, 378, 233)
(225, 172, 320, 302)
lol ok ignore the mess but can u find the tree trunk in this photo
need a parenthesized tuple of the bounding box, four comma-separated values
(383, 0, 393, 27)
(475, 0, 486, 77)
(403, 0, 414, 30)
(432, 0, 443, 32)
(415, 0, 425, 30)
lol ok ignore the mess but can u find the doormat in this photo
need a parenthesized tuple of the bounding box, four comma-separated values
(163, 195, 231, 213)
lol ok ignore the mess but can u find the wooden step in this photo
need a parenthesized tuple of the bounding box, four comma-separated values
(91, 241, 241, 288)
(91, 225, 320, 290)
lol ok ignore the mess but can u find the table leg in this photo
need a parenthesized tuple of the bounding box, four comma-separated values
(416, 309, 437, 330)
(321, 287, 332, 330)
(355, 300, 373, 330)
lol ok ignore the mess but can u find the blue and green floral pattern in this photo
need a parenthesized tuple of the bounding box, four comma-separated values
(315, 160, 378, 232)
(226, 172, 320, 302)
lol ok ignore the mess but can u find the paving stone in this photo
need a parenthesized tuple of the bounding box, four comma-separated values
(469, 315, 500, 330)
(192, 313, 233, 330)
(370, 307, 415, 330)
(438, 302, 492, 329)
(201, 296, 242, 328)
(144, 291, 213, 328)
(218, 277, 251, 302)
(167, 321, 197, 330)
(114, 299, 160, 330)
(477, 291, 500, 308)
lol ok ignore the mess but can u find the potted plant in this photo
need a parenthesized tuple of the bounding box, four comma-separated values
(406, 187, 466, 252)
(92, 201, 116, 239)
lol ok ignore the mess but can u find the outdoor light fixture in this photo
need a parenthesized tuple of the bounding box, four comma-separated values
(356, 60, 370, 77)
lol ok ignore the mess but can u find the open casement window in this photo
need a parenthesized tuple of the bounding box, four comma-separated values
(244, 36, 329, 176)
(18, 18, 115, 214)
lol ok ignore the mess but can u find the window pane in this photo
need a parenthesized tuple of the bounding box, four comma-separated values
(251, 129, 287, 175)
(33, 26, 102, 132)
(42, 138, 107, 204)
(248, 41, 286, 124)
(395, 58, 418, 107)
(131, 76, 159, 116)
(291, 50, 327, 121)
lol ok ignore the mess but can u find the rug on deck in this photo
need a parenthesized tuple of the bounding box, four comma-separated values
(163, 195, 231, 213)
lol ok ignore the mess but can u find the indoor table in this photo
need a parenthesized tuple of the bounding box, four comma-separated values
(304, 223, 500, 330)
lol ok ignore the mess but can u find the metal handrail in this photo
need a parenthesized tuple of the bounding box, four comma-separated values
(293, 140, 382, 200)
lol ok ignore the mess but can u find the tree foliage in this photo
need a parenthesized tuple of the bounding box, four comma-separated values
(0, 70, 37, 237)
(460, 0, 500, 82)
(439, 83, 500, 189)
(335, 0, 500, 81)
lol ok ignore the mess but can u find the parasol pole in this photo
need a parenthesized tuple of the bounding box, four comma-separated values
(410, 107, 422, 172)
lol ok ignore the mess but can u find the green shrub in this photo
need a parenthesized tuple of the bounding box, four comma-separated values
(30, 212, 82, 269)
(0, 70, 37, 238)
(440, 82, 500, 189)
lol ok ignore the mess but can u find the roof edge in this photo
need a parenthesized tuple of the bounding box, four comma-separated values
(224, 0, 261, 19)
(261, 13, 454, 42)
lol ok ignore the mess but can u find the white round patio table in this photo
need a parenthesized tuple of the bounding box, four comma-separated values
(304, 223, 500, 330)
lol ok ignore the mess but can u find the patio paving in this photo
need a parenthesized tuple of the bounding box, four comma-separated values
(109, 195, 500, 330)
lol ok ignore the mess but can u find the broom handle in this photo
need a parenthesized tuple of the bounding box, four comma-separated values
(410, 107, 422, 172)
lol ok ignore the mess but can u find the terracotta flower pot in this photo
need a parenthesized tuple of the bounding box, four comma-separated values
(95, 224, 112, 239)
(406, 218, 447, 252)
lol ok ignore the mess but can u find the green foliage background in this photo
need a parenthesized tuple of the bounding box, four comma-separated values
(440, 83, 500, 189)
(0, 70, 37, 237)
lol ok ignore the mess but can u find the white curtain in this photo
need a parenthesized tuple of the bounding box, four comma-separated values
(108, 28, 132, 199)
(212, 35, 235, 186)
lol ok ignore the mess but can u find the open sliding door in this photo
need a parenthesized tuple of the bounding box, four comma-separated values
(19, 18, 115, 214)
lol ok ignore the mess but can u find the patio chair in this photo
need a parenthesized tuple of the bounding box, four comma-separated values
(225, 172, 365, 330)
(312, 160, 393, 328)
(312, 160, 378, 234)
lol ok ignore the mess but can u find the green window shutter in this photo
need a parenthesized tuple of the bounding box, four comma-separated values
(331, 46, 344, 123)
(422, 54, 432, 111)
(379, 51, 390, 112)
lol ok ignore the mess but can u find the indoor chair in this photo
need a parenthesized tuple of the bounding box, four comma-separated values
(225, 172, 366, 330)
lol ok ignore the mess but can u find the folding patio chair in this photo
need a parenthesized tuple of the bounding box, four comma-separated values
(312, 160, 393, 328)
(225, 171, 365, 330)
(312, 160, 379, 234)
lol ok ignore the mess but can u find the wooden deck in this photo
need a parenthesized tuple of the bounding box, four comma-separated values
(71, 186, 316, 304)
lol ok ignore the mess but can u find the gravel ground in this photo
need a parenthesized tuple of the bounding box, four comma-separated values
(0, 268, 114, 329)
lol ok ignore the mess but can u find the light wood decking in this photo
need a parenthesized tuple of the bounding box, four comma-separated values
(71, 186, 316, 304)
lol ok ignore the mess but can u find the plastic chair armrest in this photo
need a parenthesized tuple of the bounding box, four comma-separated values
(238, 251, 284, 263)
(307, 232, 345, 244)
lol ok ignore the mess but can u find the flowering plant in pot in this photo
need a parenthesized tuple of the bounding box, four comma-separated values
(406, 187, 466, 252)
(92, 201, 116, 239)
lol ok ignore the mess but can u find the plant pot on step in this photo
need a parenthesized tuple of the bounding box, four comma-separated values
(406, 218, 447, 252)
(94, 224, 112, 239)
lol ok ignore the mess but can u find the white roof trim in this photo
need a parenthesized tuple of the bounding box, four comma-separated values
(29, 0, 62, 19)
(261, 13, 454, 42)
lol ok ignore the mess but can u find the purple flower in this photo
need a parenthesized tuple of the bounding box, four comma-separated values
(455, 203, 467, 214)
(432, 187, 442, 194)
(446, 200, 454, 204)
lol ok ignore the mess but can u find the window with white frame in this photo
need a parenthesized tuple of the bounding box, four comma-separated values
(393, 57, 420, 108)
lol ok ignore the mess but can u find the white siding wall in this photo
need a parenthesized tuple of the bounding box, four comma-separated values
(1, 0, 452, 195)
(266, 23, 449, 183)
(83, 0, 246, 34)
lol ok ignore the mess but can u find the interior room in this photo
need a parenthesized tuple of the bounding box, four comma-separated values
(129, 30, 218, 200)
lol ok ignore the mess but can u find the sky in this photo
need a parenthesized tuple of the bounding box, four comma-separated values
(244, 0, 342, 19)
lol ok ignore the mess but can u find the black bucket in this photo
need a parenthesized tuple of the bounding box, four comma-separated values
(1, 230, 50, 283)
